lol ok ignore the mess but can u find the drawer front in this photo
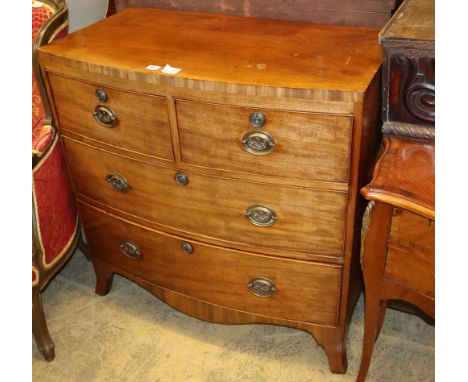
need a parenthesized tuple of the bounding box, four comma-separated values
(64, 138, 347, 256)
(48, 73, 174, 161)
(176, 99, 353, 182)
(385, 209, 435, 297)
(79, 202, 342, 325)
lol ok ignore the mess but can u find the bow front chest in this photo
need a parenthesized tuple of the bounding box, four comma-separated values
(38, 8, 381, 374)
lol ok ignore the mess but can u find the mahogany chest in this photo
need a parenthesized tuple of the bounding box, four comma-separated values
(38, 8, 382, 374)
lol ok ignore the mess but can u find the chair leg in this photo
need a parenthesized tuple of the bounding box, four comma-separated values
(32, 288, 55, 361)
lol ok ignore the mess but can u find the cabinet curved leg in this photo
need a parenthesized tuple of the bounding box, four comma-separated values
(375, 300, 388, 342)
(357, 294, 385, 381)
(32, 288, 55, 361)
(357, 202, 393, 381)
(93, 257, 114, 296)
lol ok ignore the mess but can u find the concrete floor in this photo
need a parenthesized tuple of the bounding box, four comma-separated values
(33, 251, 434, 381)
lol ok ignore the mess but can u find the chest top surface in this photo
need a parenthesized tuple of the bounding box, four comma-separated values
(380, 0, 434, 46)
(38, 7, 381, 94)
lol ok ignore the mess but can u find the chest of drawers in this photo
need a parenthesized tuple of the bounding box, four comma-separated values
(38, 8, 382, 374)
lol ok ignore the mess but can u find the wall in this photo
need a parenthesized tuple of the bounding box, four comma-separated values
(114, 0, 399, 28)
(66, 0, 109, 33)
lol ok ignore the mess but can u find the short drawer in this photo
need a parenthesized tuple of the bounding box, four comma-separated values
(175, 99, 353, 182)
(48, 72, 174, 161)
(79, 202, 342, 326)
(64, 138, 347, 257)
(384, 209, 435, 297)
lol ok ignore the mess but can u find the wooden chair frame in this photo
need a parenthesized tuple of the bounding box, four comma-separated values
(32, 0, 89, 361)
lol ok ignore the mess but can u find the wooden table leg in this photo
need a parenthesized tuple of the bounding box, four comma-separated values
(357, 202, 393, 382)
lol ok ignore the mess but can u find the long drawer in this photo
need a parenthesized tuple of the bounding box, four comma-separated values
(79, 202, 342, 325)
(176, 99, 353, 182)
(48, 73, 174, 161)
(63, 138, 348, 256)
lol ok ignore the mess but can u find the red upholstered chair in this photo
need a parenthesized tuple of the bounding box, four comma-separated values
(32, 0, 84, 361)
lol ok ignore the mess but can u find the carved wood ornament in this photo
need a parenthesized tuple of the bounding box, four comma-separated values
(389, 55, 435, 125)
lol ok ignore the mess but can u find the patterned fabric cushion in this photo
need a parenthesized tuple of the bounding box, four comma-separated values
(33, 135, 78, 268)
(32, 71, 46, 139)
(32, 2, 76, 277)
(32, 2, 54, 154)
(32, 124, 54, 155)
(32, 1, 67, 156)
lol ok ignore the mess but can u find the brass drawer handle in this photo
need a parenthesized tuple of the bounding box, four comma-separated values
(106, 173, 129, 192)
(249, 112, 266, 128)
(248, 277, 277, 297)
(246, 205, 277, 227)
(93, 105, 117, 127)
(181, 242, 194, 254)
(95, 88, 108, 103)
(242, 131, 275, 155)
(175, 172, 189, 186)
(119, 240, 141, 260)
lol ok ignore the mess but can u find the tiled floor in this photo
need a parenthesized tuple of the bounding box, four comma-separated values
(33, 251, 434, 381)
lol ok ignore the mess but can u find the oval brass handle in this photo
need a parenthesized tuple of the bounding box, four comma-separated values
(175, 172, 189, 186)
(95, 88, 108, 103)
(242, 131, 275, 155)
(93, 105, 117, 127)
(106, 173, 129, 192)
(181, 242, 194, 254)
(246, 205, 277, 227)
(119, 240, 141, 260)
(248, 277, 277, 297)
(249, 112, 266, 128)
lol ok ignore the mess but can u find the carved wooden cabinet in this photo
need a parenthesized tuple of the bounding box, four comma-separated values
(380, 0, 435, 138)
(357, 2, 435, 379)
(38, 8, 382, 374)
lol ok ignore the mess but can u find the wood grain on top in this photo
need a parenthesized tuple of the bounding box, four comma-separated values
(38, 7, 381, 94)
(361, 136, 434, 219)
(380, 0, 434, 43)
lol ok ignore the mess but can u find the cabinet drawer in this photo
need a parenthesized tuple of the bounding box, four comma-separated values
(79, 202, 342, 325)
(64, 138, 347, 256)
(48, 73, 173, 161)
(176, 99, 353, 182)
(384, 209, 435, 297)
